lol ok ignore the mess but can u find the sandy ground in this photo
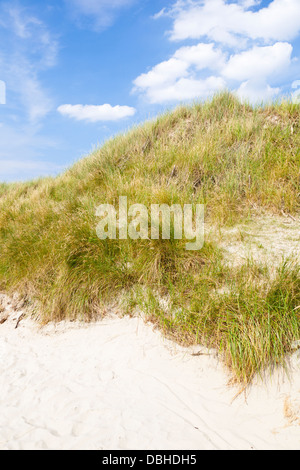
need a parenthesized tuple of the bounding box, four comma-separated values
(0, 296, 300, 450)
(211, 215, 300, 269)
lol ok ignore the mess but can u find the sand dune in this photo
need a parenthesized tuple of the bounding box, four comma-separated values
(0, 298, 299, 450)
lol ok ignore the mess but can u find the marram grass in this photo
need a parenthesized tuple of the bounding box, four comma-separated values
(0, 92, 299, 382)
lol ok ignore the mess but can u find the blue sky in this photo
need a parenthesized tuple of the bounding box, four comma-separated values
(0, 0, 300, 182)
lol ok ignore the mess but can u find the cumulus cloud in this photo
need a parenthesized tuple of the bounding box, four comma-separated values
(143, 76, 226, 104)
(133, 42, 226, 103)
(222, 42, 293, 81)
(236, 80, 281, 104)
(174, 43, 226, 71)
(166, 0, 300, 45)
(133, 0, 299, 105)
(65, 0, 137, 30)
(57, 104, 136, 122)
(133, 58, 190, 91)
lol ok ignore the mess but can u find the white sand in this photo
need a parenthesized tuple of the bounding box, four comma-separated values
(0, 301, 300, 450)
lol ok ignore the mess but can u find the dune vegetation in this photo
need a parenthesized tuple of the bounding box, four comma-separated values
(0, 92, 299, 382)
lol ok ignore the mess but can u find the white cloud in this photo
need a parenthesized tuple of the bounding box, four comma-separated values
(133, 42, 226, 103)
(133, 58, 189, 90)
(144, 76, 226, 103)
(236, 80, 280, 103)
(165, 0, 300, 45)
(174, 43, 226, 71)
(137, 0, 299, 105)
(222, 42, 293, 81)
(65, 0, 137, 30)
(57, 104, 136, 122)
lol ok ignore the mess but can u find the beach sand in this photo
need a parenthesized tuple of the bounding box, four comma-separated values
(0, 296, 300, 450)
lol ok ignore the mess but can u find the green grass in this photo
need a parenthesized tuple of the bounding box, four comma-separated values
(0, 92, 299, 382)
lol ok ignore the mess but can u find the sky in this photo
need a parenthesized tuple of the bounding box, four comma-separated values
(0, 0, 300, 182)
